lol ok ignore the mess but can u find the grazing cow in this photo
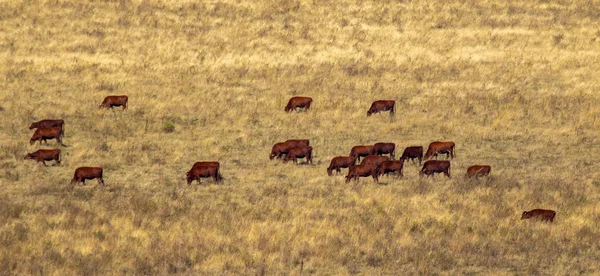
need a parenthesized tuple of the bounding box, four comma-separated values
(29, 127, 64, 146)
(420, 160, 451, 178)
(424, 141, 455, 160)
(521, 209, 556, 222)
(29, 119, 64, 133)
(191, 161, 220, 169)
(367, 100, 395, 116)
(345, 164, 378, 183)
(466, 165, 491, 178)
(285, 96, 312, 112)
(270, 139, 309, 160)
(187, 164, 221, 184)
(283, 146, 313, 164)
(349, 145, 375, 162)
(378, 160, 404, 178)
(24, 149, 61, 166)
(373, 142, 395, 159)
(401, 146, 423, 165)
(100, 95, 128, 110)
(327, 156, 356, 176)
(360, 155, 390, 169)
(71, 167, 104, 185)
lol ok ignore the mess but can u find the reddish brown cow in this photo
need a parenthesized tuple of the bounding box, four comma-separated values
(24, 149, 61, 166)
(424, 141, 455, 160)
(327, 156, 356, 176)
(29, 119, 64, 131)
(284, 146, 313, 164)
(29, 127, 64, 146)
(187, 164, 221, 184)
(285, 96, 312, 112)
(466, 165, 491, 178)
(401, 146, 423, 165)
(345, 164, 378, 183)
(349, 145, 375, 162)
(373, 142, 395, 159)
(191, 161, 220, 170)
(285, 139, 310, 148)
(378, 160, 404, 178)
(360, 155, 390, 168)
(269, 140, 310, 160)
(521, 209, 556, 222)
(367, 100, 395, 116)
(420, 160, 451, 178)
(71, 167, 104, 185)
(100, 95, 128, 110)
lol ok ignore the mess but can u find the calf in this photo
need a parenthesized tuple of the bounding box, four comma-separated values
(345, 164, 378, 183)
(373, 142, 395, 159)
(327, 156, 356, 176)
(29, 127, 64, 146)
(29, 119, 64, 132)
(360, 155, 390, 169)
(466, 165, 491, 178)
(378, 160, 404, 178)
(401, 146, 423, 165)
(424, 141, 455, 160)
(285, 96, 312, 112)
(349, 145, 375, 162)
(283, 146, 313, 164)
(420, 160, 451, 178)
(187, 164, 221, 184)
(521, 209, 556, 222)
(367, 100, 395, 116)
(100, 95, 128, 110)
(24, 149, 61, 166)
(71, 167, 104, 185)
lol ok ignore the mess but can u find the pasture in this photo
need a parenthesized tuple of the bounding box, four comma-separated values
(1, 0, 600, 274)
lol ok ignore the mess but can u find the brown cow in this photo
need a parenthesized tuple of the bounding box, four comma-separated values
(285, 96, 312, 112)
(424, 141, 455, 160)
(71, 167, 104, 185)
(187, 164, 221, 184)
(401, 146, 423, 165)
(367, 100, 395, 116)
(285, 139, 310, 148)
(360, 155, 390, 168)
(269, 140, 310, 160)
(327, 156, 356, 176)
(29, 127, 64, 146)
(349, 145, 375, 162)
(29, 119, 64, 131)
(191, 161, 220, 170)
(283, 146, 313, 164)
(466, 165, 491, 178)
(345, 164, 378, 183)
(100, 95, 128, 110)
(420, 160, 451, 178)
(521, 209, 556, 222)
(378, 160, 404, 178)
(373, 142, 395, 159)
(24, 149, 61, 166)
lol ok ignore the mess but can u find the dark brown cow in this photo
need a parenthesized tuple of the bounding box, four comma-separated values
(466, 165, 491, 178)
(420, 160, 451, 178)
(71, 167, 104, 185)
(349, 145, 375, 162)
(283, 146, 313, 164)
(269, 140, 310, 160)
(191, 161, 220, 170)
(285, 96, 312, 112)
(424, 141, 455, 160)
(401, 146, 423, 165)
(327, 156, 356, 176)
(345, 164, 378, 183)
(360, 155, 390, 168)
(521, 209, 556, 222)
(24, 149, 61, 166)
(100, 95, 128, 110)
(29, 119, 64, 131)
(29, 127, 64, 146)
(378, 160, 404, 178)
(373, 142, 395, 159)
(367, 100, 395, 116)
(187, 164, 221, 184)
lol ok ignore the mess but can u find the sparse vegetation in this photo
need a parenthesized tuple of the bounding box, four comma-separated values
(1, 0, 600, 274)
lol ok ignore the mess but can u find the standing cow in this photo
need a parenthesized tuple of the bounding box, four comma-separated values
(420, 160, 451, 178)
(29, 127, 64, 146)
(466, 165, 491, 178)
(327, 156, 356, 176)
(378, 160, 404, 178)
(349, 145, 375, 162)
(24, 149, 61, 166)
(187, 163, 221, 184)
(373, 142, 395, 159)
(100, 95, 128, 110)
(345, 164, 379, 183)
(283, 146, 313, 164)
(424, 141, 455, 160)
(285, 96, 312, 112)
(71, 167, 105, 186)
(367, 100, 395, 116)
(270, 139, 310, 160)
(29, 119, 65, 135)
(521, 209, 556, 222)
(401, 146, 423, 165)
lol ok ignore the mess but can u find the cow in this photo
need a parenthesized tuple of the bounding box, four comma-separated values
(191, 161, 220, 170)
(283, 146, 313, 164)
(285, 96, 312, 112)
(378, 160, 404, 178)
(401, 146, 423, 165)
(100, 95, 128, 110)
(270, 139, 309, 160)
(420, 160, 451, 178)
(424, 141, 455, 160)
(349, 145, 375, 162)
(71, 167, 104, 186)
(466, 165, 491, 178)
(345, 164, 378, 183)
(360, 155, 390, 169)
(29, 119, 64, 133)
(521, 209, 556, 222)
(24, 149, 61, 166)
(187, 164, 221, 184)
(367, 100, 395, 116)
(327, 156, 356, 176)
(373, 142, 395, 159)
(29, 127, 64, 146)
(285, 139, 310, 148)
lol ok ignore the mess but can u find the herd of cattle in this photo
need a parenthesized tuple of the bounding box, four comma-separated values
(22, 96, 556, 223)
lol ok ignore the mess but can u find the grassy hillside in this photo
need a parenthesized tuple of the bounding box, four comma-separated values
(1, 0, 600, 274)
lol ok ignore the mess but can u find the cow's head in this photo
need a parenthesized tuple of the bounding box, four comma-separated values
(367, 109, 373, 116)
(29, 138, 37, 145)
(521, 211, 532, 220)
(186, 173, 193, 185)
(28, 122, 37, 129)
(24, 153, 34, 160)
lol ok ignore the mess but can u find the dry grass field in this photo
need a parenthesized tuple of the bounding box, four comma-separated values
(1, 0, 600, 274)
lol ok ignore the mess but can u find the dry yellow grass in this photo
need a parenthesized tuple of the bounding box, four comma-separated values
(1, 0, 600, 274)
